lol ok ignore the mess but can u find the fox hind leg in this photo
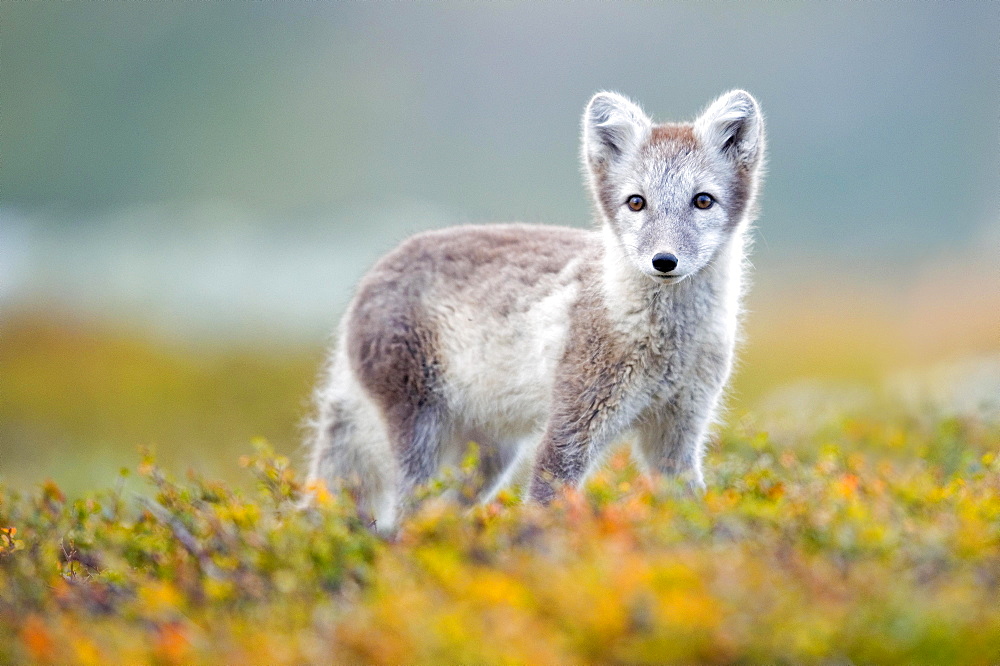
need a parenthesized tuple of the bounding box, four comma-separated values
(474, 437, 532, 503)
(346, 290, 452, 525)
(389, 401, 450, 501)
(306, 367, 401, 531)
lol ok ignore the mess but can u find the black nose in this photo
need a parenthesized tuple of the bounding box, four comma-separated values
(651, 253, 678, 274)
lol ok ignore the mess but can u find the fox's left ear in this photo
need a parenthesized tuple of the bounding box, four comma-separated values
(694, 90, 764, 169)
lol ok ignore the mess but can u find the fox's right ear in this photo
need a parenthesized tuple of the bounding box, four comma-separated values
(583, 92, 652, 169)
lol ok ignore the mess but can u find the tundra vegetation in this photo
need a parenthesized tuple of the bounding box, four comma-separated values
(2, 313, 999, 663)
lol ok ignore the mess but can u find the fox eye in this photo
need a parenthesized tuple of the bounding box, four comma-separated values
(626, 195, 646, 211)
(693, 193, 714, 209)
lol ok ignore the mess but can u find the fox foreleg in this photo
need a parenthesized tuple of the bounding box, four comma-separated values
(633, 391, 719, 493)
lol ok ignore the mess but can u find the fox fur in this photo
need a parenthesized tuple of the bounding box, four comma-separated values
(306, 90, 766, 531)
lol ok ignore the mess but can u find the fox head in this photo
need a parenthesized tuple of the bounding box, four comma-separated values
(582, 90, 765, 283)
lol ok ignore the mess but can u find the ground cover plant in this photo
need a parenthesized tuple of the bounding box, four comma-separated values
(3, 380, 999, 664)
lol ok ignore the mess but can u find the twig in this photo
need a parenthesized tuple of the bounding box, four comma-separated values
(136, 494, 227, 581)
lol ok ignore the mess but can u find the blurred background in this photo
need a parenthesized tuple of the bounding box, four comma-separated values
(2, 2, 998, 495)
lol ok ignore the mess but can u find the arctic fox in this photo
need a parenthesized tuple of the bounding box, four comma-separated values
(306, 90, 765, 531)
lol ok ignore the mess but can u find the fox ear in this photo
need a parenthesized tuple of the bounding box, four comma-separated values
(583, 92, 652, 168)
(694, 90, 764, 169)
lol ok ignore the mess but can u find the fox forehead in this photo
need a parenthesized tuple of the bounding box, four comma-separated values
(630, 122, 748, 211)
(613, 125, 715, 197)
(650, 123, 697, 147)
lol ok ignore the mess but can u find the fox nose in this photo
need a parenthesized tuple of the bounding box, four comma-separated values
(651, 253, 679, 274)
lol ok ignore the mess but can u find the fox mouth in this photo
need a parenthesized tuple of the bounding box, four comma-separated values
(652, 273, 688, 283)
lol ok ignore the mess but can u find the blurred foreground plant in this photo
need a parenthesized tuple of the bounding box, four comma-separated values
(0, 442, 380, 664)
(1, 407, 999, 664)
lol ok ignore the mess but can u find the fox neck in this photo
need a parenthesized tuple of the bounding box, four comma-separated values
(598, 224, 746, 336)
